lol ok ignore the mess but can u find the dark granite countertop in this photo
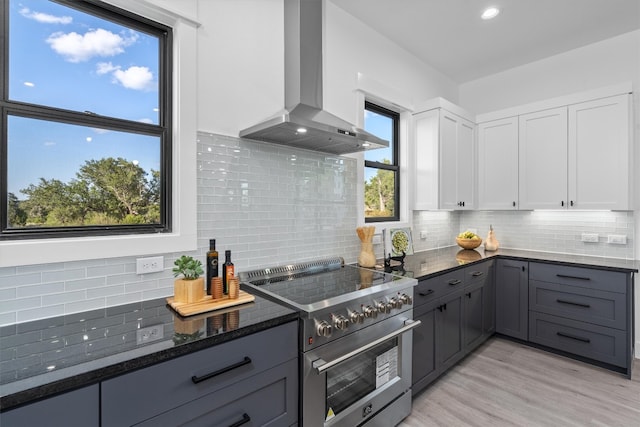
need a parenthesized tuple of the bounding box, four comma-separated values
(0, 293, 297, 411)
(383, 247, 638, 280)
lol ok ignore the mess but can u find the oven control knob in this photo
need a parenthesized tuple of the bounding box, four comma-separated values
(385, 301, 395, 312)
(388, 297, 400, 309)
(363, 305, 377, 318)
(349, 310, 364, 324)
(333, 315, 349, 331)
(399, 293, 413, 305)
(316, 320, 332, 337)
(377, 301, 390, 314)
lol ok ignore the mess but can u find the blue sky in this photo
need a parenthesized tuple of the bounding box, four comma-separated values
(364, 109, 394, 182)
(7, 0, 160, 197)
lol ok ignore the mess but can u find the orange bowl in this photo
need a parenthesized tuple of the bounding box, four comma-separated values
(456, 237, 482, 250)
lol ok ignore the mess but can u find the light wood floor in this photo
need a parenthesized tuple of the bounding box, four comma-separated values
(400, 337, 640, 427)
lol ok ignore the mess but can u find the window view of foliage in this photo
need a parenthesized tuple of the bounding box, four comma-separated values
(364, 163, 395, 217)
(8, 157, 160, 228)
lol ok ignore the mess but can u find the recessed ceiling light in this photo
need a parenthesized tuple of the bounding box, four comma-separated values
(296, 127, 307, 133)
(481, 7, 500, 20)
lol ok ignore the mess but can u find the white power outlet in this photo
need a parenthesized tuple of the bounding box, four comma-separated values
(420, 230, 428, 239)
(581, 233, 599, 243)
(136, 324, 164, 345)
(136, 256, 164, 274)
(607, 234, 627, 245)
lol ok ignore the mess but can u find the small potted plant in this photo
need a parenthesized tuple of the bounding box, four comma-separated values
(172, 255, 205, 303)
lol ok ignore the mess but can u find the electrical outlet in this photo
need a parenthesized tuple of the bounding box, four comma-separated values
(607, 234, 627, 245)
(136, 256, 164, 274)
(420, 230, 428, 239)
(372, 234, 382, 245)
(581, 233, 599, 243)
(136, 324, 164, 345)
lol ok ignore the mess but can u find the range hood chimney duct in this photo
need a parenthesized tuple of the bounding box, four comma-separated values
(239, 0, 389, 155)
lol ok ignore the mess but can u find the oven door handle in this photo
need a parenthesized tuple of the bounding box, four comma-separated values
(312, 319, 421, 374)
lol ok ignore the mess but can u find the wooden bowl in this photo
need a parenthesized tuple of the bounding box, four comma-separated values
(456, 237, 482, 250)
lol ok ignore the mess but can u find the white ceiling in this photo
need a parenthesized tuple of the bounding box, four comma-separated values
(331, 0, 640, 83)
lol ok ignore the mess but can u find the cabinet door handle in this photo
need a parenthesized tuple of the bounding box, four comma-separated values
(437, 305, 444, 312)
(419, 289, 435, 297)
(512, 201, 516, 207)
(570, 200, 574, 207)
(561, 201, 565, 207)
(556, 331, 590, 343)
(466, 292, 472, 298)
(556, 299, 591, 308)
(556, 274, 591, 281)
(448, 279, 462, 286)
(191, 356, 252, 384)
(229, 413, 251, 427)
(471, 271, 484, 277)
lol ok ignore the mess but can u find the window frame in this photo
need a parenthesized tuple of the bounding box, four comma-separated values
(364, 100, 400, 223)
(0, 0, 198, 267)
(0, 0, 172, 240)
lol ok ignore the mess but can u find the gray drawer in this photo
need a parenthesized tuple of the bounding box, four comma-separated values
(529, 312, 627, 368)
(529, 262, 627, 294)
(415, 269, 465, 306)
(102, 321, 297, 426)
(529, 281, 626, 329)
(464, 261, 492, 284)
(136, 358, 298, 427)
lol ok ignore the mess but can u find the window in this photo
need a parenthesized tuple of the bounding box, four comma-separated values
(364, 101, 399, 222)
(1, 0, 171, 240)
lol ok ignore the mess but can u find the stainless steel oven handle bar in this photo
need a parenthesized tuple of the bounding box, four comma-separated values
(312, 319, 422, 374)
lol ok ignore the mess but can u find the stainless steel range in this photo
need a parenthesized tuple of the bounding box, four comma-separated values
(240, 257, 419, 427)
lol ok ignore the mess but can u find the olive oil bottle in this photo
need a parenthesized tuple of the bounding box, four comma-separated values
(222, 250, 234, 295)
(206, 239, 219, 295)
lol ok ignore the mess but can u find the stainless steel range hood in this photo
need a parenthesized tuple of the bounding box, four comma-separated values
(239, 0, 389, 155)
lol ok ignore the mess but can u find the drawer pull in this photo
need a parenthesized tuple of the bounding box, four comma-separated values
(229, 413, 251, 427)
(471, 271, 484, 277)
(556, 299, 591, 308)
(448, 279, 462, 286)
(419, 289, 435, 297)
(556, 331, 591, 343)
(556, 274, 591, 281)
(191, 356, 252, 384)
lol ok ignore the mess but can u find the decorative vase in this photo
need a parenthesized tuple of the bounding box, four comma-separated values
(174, 277, 205, 303)
(358, 242, 377, 268)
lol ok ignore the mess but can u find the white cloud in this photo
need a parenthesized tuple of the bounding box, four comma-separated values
(24, 81, 35, 87)
(112, 66, 154, 90)
(20, 7, 72, 24)
(138, 118, 154, 124)
(46, 29, 138, 63)
(44, 141, 56, 147)
(96, 62, 119, 75)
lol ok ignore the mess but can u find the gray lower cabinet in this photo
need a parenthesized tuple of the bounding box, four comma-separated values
(528, 262, 633, 376)
(412, 260, 493, 394)
(495, 259, 528, 340)
(0, 384, 99, 427)
(102, 321, 298, 426)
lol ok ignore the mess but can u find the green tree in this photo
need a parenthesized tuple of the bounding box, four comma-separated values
(7, 192, 27, 227)
(364, 160, 395, 217)
(17, 157, 160, 227)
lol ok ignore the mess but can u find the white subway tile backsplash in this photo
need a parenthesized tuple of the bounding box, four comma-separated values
(0, 131, 635, 326)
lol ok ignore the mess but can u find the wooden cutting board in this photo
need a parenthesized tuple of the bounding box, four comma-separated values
(167, 290, 255, 317)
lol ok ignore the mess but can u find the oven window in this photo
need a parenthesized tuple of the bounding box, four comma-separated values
(325, 338, 399, 417)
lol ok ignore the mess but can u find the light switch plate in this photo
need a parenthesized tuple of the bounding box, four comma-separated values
(581, 233, 599, 243)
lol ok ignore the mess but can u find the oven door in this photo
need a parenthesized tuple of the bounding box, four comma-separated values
(302, 313, 419, 427)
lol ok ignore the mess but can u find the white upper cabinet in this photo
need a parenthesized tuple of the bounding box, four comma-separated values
(412, 102, 476, 211)
(518, 107, 568, 210)
(477, 117, 519, 210)
(568, 94, 632, 210)
(439, 111, 476, 210)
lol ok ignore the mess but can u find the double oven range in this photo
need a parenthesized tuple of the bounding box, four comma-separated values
(241, 257, 419, 427)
